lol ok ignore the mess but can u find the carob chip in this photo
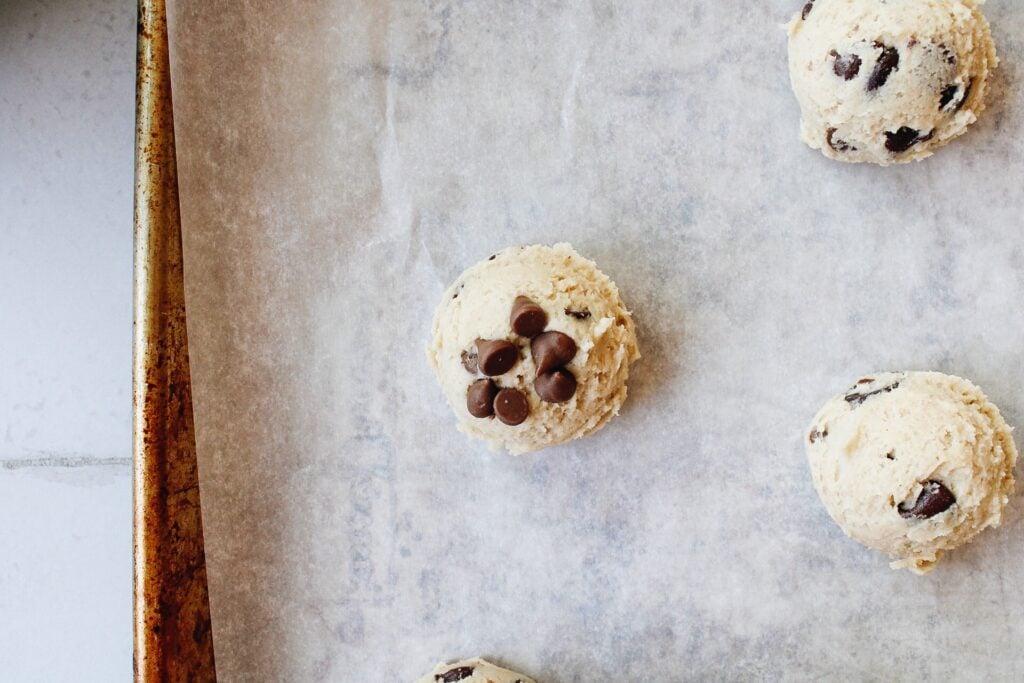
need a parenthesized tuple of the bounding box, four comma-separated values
(826, 128, 856, 152)
(461, 349, 478, 374)
(884, 127, 934, 153)
(510, 296, 548, 338)
(437, 667, 475, 683)
(494, 388, 530, 426)
(801, 0, 815, 20)
(531, 331, 577, 375)
(867, 43, 899, 91)
(535, 368, 577, 403)
(899, 480, 956, 519)
(845, 381, 901, 407)
(475, 338, 518, 376)
(831, 50, 862, 81)
(466, 379, 498, 418)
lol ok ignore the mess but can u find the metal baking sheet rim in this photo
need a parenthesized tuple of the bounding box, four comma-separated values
(133, 0, 216, 679)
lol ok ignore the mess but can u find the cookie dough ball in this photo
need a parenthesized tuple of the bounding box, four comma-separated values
(788, 0, 997, 165)
(427, 243, 640, 455)
(806, 372, 1017, 573)
(415, 658, 535, 683)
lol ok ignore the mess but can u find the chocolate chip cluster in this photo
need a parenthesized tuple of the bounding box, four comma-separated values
(820, 36, 971, 155)
(462, 296, 579, 427)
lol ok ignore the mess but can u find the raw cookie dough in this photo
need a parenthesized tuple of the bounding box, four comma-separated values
(788, 0, 997, 165)
(806, 372, 1017, 574)
(415, 658, 536, 683)
(428, 243, 640, 455)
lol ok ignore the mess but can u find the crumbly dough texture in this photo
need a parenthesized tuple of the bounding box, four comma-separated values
(807, 372, 1017, 574)
(428, 243, 640, 455)
(415, 658, 535, 683)
(788, 0, 997, 165)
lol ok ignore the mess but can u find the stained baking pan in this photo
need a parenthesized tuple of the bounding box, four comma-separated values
(132, 0, 216, 679)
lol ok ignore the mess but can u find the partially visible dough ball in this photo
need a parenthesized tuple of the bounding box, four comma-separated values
(788, 0, 997, 165)
(427, 244, 640, 455)
(806, 372, 1017, 573)
(415, 658, 535, 683)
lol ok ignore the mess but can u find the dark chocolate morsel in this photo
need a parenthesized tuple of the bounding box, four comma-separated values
(437, 667, 476, 683)
(826, 128, 856, 152)
(535, 368, 577, 403)
(867, 43, 899, 91)
(939, 84, 959, 110)
(565, 307, 591, 320)
(845, 381, 901, 407)
(494, 388, 530, 426)
(899, 480, 956, 519)
(461, 349, 478, 374)
(531, 331, 577, 375)
(510, 296, 548, 338)
(802, 0, 815, 20)
(475, 338, 518, 376)
(831, 50, 862, 80)
(884, 127, 934, 153)
(466, 379, 498, 418)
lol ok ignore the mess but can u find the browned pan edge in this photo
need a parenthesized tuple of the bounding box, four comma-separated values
(133, 0, 216, 679)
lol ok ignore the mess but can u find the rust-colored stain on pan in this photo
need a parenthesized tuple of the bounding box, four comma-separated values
(133, 0, 216, 680)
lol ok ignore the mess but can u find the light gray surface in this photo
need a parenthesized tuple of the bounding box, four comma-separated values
(0, 0, 134, 679)
(167, 1, 1024, 681)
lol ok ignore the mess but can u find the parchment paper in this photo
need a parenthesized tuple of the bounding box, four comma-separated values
(166, 1, 1024, 680)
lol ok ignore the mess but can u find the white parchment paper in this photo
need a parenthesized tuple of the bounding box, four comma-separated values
(167, 1, 1024, 680)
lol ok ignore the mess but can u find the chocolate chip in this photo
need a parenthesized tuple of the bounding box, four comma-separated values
(475, 339, 518, 376)
(461, 349, 478, 374)
(510, 296, 548, 338)
(531, 331, 577, 375)
(886, 450, 896, 461)
(830, 50, 862, 80)
(437, 667, 475, 683)
(488, 254, 497, 261)
(884, 127, 933, 153)
(867, 43, 899, 91)
(466, 379, 498, 418)
(565, 308, 591, 320)
(535, 368, 577, 403)
(826, 128, 856, 152)
(845, 381, 901, 407)
(939, 84, 959, 110)
(857, 378, 873, 385)
(898, 480, 956, 519)
(494, 388, 530, 425)
(808, 427, 828, 443)
(801, 0, 815, 20)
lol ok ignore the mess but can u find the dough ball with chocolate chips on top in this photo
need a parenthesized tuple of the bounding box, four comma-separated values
(788, 0, 997, 165)
(416, 657, 535, 683)
(427, 243, 640, 455)
(806, 372, 1017, 574)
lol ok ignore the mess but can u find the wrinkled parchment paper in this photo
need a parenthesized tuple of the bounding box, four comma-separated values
(167, 1, 1024, 680)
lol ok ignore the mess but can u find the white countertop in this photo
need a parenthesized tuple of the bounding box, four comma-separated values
(1, 0, 134, 678)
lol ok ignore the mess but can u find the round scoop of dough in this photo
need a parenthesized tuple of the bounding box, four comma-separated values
(415, 658, 535, 683)
(788, 0, 997, 165)
(806, 372, 1017, 574)
(427, 243, 640, 455)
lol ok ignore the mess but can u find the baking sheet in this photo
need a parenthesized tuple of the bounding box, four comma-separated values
(166, 1, 1024, 680)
